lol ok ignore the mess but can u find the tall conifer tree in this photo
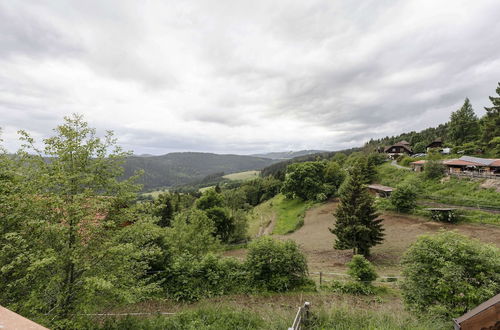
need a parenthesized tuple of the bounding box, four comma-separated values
(482, 82, 500, 144)
(448, 98, 480, 145)
(330, 164, 384, 257)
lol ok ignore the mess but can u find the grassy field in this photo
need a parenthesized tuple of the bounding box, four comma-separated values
(247, 194, 316, 237)
(223, 170, 260, 181)
(142, 189, 168, 198)
(86, 291, 449, 329)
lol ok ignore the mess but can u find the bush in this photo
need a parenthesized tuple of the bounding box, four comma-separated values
(245, 237, 309, 291)
(401, 231, 500, 318)
(347, 255, 377, 284)
(163, 254, 246, 301)
(427, 209, 461, 223)
(390, 184, 417, 213)
(424, 159, 445, 180)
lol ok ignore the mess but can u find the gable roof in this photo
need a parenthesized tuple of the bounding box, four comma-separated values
(384, 142, 413, 153)
(453, 293, 500, 326)
(459, 156, 499, 166)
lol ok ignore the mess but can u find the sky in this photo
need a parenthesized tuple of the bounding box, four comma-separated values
(1, 0, 500, 155)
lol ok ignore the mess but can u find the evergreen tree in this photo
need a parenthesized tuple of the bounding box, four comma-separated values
(448, 98, 480, 146)
(482, 82, 500, 145)
(329, 165, 384, 257)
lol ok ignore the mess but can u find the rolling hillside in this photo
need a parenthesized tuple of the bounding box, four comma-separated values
(251, 150, 328, 159)
(122, 152, 278, 191)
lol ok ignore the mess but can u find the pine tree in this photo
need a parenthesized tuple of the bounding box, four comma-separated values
(482, 82, 500, 144)
(329, 165, 384, 257)
(448, 98, 480, 146)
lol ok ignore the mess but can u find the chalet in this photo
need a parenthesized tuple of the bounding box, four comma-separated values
(426, 138, 443, 150)
(384, 141, 412, 158)
(453, 293, 499, 330)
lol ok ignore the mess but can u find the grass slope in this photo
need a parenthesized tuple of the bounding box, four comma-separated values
(223, 170, 260, 181)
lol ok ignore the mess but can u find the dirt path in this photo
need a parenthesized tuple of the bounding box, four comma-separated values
(257, 214, 276, 236)
(225, 201, 500, 274)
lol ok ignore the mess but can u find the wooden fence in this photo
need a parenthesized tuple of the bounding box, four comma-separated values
(450, 172, 500, 180)
(288, 302, 310, 330)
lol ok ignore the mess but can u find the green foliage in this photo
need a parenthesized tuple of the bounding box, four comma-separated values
(323, 161, 346, 193)
(423, 154, 445, 180)
(390, 184, 417, 213)
(482, 82, 500, 144)
(163, 254, 246, 301)
(412, 141, 427, 153)
(282, 161, 327, 200)
(448, 98, 480, 145)
(427, 209, 461, 223)
(398, 156, 414, 167)
(83, 306, 265, 330)
(272, 194, 314, 234)
(245, 237, 309, 292)
(401, 231, 500, 318)
(329, 280, 377, 295)
(0, 115, 159, 326)
(165, 209, 221, 257)
(330, 165, 384, 257)
(347, 255, 377, 283)
(196, 189, 224, 210)
(205, 206, 235, 243)
(452, 141, 482, 155)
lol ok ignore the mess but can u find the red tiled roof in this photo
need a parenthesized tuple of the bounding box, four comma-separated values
(410, 160, 427, 164)
(443, 159, 481, 166)
(490, 160, 500, 167)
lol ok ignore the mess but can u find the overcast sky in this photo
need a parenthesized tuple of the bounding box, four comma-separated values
(1, 0, 500, 155)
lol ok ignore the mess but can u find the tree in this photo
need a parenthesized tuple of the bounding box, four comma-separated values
(0, 115, 159, 326)
(482, 82, 500, 144)
(195, 189, 224, 210)
(401, 231, 500, 318)
(448, 98, 480, 146)
(330, 165, 384, 257)
(347, 255, 377, 284)
(323, 161, 345, 191)
(424, 153, 445, 179)
(245, 237, 309, 292)
(155, 193, 174, 227)
(412, 141, 426, 154)
(281, 161, 326, 200)
(390, 184, 417, 213)
(204, 206, 234, 243)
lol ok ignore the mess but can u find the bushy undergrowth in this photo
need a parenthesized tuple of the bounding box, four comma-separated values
(401, 231, 500, 318)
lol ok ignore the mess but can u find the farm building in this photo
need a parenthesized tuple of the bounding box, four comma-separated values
(410, 156, 500, 177)
(384, 141, 413, 158)
(367, 184, 394, 197)
(453, 293, 499, 330)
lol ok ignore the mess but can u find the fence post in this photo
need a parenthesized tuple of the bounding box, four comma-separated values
(319, 272, 322, 286)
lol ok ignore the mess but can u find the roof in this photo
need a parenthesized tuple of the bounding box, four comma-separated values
(443, 159, 481, 167)
(0, 305, 48, 330)
(410, 160, 427, 165)
(384, 143, 413, 153)
(367, 184, 394, 192)
(453, 293, 500, 326)
(399, 140, 410, 145)
(459, 156, 499, 166)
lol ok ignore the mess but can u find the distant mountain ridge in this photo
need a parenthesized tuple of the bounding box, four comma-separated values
(250, 150, 328, 159)
(122, 152, 279, 191)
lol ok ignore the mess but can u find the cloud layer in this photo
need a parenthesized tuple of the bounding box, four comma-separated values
(1, 0, 500, 154)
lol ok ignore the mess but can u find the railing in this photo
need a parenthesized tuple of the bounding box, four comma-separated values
(288, 302, 310, 330)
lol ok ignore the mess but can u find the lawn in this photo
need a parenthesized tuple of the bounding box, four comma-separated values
(223, 170, 260, 181)
(272, 194, 316, 235)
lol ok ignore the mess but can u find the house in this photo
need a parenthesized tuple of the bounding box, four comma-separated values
(453, 293, 499, 330)
(384, 141, 413, 158)
(410, 160, 426, 172)
(0, 305, 48, 329)
(367, 184, 394, 197)
(426, 138, 443, 150)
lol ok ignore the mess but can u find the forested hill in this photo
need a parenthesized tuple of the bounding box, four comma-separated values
(364, 123, 449, 152)
(122, 152, 279, 191)
(251, 150, 328, 159)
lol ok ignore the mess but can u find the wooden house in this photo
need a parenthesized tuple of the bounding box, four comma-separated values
(426, 138, 443, 150)
(384, 141, 413, 158)
(411, 156, 500, 176)
(453, 293, 499, 330)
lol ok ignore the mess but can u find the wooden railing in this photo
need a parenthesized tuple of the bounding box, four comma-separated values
(288, 302, 310, 330)
(449, 172, 500, 180)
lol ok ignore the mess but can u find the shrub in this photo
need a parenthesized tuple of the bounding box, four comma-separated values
(163, 254, 246, 301)
(245, 237, 309, 291)
(347, 255, 377, 284)
(424, 159, 445, 180)
(390, 184, 417, 213)
(401, 231, 500, 318)
(428, 209, 461, 223)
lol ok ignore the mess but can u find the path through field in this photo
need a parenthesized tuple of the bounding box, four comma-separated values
(226, 200, 500, 275)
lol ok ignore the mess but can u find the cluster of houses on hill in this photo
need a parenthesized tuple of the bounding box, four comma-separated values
(381, 140, 500, 177)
